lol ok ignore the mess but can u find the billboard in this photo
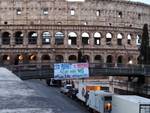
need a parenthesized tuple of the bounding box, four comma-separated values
(54, 63, 89, 79)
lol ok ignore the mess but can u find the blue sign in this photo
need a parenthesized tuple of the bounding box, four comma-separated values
(54, 63, 89, 79)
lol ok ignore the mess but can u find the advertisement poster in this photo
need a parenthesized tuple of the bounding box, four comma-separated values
(54, 63, 89, 79)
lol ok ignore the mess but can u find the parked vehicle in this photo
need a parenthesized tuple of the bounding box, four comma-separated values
(67, 88, 78, 99)
(60, 84, 73, 94)
(87, 90, 113, 113)
(76, 82, 105, 102)
(112, 95, 150, 113)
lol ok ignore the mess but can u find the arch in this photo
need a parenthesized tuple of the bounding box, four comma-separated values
(55, 32, 64, 45)
(2, 32, 11, 45)
(117, 55, 123, 64)
(94, 32, 101, 45)
(28, 31, 38, 44)
(2, 55, 10, 64)
(106, 33, 112, 45)
(106, 55, 113, 63)
(82, 55, 90, 62)
(82, 32, 89, 37)
(68, 32, 77, 45)
(68, 32, 77, 37)
(94, 32, 101, 38)
(15, 31, 24, 45)
(127, 34, 132, 45)
(29, 54, 37, 61)
(136, 35, 141, 46)
(127, 34, 132, 40)
(117, 33, 123, 45)
(14, 54, 24, 64)
(2, 55, 10, 61)
(42, 31, 51, 44)
(94, 55, 103, 63)
(68, 55, 77, 61)
(137, 56, 140, 64)
(82, 32, 89, 45)
(55, 55, 64, 63)
(106, 33, 112, 38)
(41, 54, 50, 61)
(128, 56, 133, 64)
(117, 33, 123, 39)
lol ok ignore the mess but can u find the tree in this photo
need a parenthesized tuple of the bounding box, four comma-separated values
(139, 24, 150, 65)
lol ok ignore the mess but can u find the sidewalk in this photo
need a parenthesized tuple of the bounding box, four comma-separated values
(0, 67, 54, 113)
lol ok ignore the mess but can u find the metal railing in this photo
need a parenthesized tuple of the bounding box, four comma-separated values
(1, 62, 150, 80)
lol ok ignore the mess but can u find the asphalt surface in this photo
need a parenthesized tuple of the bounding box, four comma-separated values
(25, 80, 89, 113)
(0, 67, 89, 113)
(0, 67, 54, 113)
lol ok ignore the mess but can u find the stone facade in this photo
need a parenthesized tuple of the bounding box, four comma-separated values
(0, 0, 149, 64)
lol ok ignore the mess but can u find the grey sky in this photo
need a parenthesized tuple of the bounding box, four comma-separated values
(67, 0, 150, 5)
(130, 0, 150, 4)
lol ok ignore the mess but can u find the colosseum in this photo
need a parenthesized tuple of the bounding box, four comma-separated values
(0, 0, 149, 95)
(0, 0, 149, 65)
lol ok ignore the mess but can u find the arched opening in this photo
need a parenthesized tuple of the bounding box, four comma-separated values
(117, 56, 123, 64)
(55, 32, 64, 45)
(136, 35, 141, 46)
(42, 32, 51, 44)
(137, 56, 140, 64)
(55, 55, 64, 63)
(117, 33, 123, 46)
(82, 32, 89, 45)
(3, 55, 10, 61)
(28, 31, 38, 44)
(68, 32, 77, 45)
(41, 54, 50, 61)
(41, 54, 50, 63)
(127, 34, 132, 45)
(94, 55, 103, 63)
(94, 32, 101, 45)
(118, 11, 123, 18)
(106, 55, 113, 63)
(29, 54, 37, 61)
(68, 55, 77, 62)
(2, 55, 10, 64)
(128, 56, 133, 64)
(2, 32, 11, 45)
(15, 31, 23, 45)
(15, 54, 24, 64)
(82, 55, 90, 62)
(106, 33, 112, 45)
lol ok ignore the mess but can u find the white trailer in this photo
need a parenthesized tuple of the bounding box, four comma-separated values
(76, 82, 106, 102)
(87, 90, 113, 113)
(112, 95, 150, 113)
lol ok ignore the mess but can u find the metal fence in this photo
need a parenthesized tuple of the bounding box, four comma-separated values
(1, 62, 150, 80)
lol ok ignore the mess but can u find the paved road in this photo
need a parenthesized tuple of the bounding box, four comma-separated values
(25, 80, 89, 113)
(0, 67, 54, 113)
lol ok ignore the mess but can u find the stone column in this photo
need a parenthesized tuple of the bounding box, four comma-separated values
(23, 30, 28, 48)
(89, 32, 94, 48)
(112, 32, 117, 47)
(37, 30, 42, 48)
(51, 31, 55, 48)
(64, 30, 68, 48)
(101, 32, 106, 46)
(10, 32, 15, 47)
(77, 31, 82, 49)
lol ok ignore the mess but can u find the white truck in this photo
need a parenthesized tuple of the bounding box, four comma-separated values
(76, 82, 104, 102)
(87, 90, 113, 113)
(112, 95, 150, 113)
